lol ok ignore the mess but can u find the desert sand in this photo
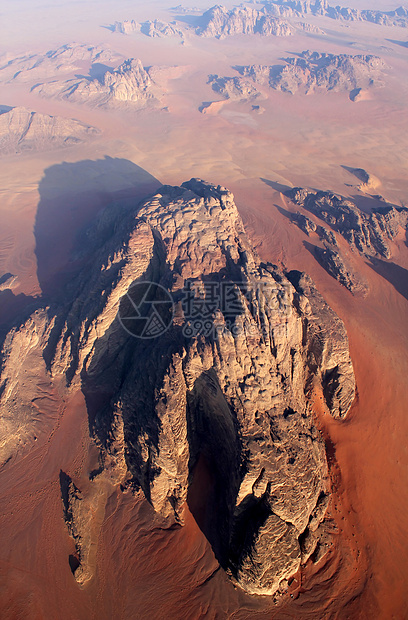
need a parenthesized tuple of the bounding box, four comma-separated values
(0, 0, 407, 618)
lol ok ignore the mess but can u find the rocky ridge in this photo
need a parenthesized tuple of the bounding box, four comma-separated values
(0, 44, 121, 83)
(110, 2, 408, 42)
(290, 212, 367, 295)
(208, 74, 261, 100)
(110, 19, 185, 38)
(0, 180, 355, 595)
(264, 0, 408, 28)
(286, 186, 408, 260)
(197, 5, 295, 37)
(236, 50, 386, 95)
(0, 106, 99, 154)
(32, 58, 157, 108)
(110, 6, 297, 39)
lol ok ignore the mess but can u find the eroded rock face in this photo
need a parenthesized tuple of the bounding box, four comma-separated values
(237, 51, 386, 95)
(208, 75, 261, 101)
(286, 187, 408, 259)
(197, 5, 294, 38)
(0, 44, 121, 83)
(0, 106, 99, 154)
(33, 58, 156, 108)
(265, 0, 408, 27)
(0, 180, 355, 596)
(290, 212, 368, 295)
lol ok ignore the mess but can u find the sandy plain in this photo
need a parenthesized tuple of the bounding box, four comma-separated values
(0, 1, 407, 618)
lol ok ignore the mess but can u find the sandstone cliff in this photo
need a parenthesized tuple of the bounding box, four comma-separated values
(0, 180, 355, 596)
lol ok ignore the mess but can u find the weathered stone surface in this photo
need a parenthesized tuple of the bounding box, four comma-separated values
(110, 19, 140, 34)
(0, 44, 121, 83)
(208, 74, 261, 100)
(0, 106, 99, 154)
(197, 5, 294, 38)
(265, 0, 408, 27)
(33, 58, 156, 108)
(287, 270, 356, 418)
(0, 179, 356, 595)
(290, 212, 367, 294)
(286, 186, 408, 259)
(110, 19, 184, 38)
(237, 50, 386, 95)
(315, 245, 368, 295)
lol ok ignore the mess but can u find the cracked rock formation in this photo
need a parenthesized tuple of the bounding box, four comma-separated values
(0, 44, 121, 83)
(314, 245, 367, 295)
(208, 74, 261, 100)
(236, 51, 386, 95)
(265, 0, 408, 27)
(286, 186, 408, 259)
(111, 19, 184, 38)
(290, 212, 367, 295)
(32, 58, 156, 108)
(0, 179, 355, 595)
(0, 106, 99, 154)
(197, 5, 295, 38)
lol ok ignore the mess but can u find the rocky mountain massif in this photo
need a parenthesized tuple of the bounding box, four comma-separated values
(208, 51, 386, 103)
(110, 1, 408, 40)
(0, 44, 181, 110)
(284, 184, 408, 293)
(0, 106, 99, 154)
(32, 58, 157, 109)
(196, 5, 295, 37)
(0, 180, 356, 596)
(109, 4, 326, 40)
(236, 51, 386, 96)
(0, 44, 121, 83)
(264, 0, 408, 27)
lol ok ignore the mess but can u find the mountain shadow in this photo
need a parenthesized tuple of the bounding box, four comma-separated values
(34, 156, 161, 300)
(367, 257, 408, 301)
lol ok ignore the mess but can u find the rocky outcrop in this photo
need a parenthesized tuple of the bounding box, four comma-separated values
(290, 212, 366, 294)
(314, 246, 367, 295)
(265, 0, 408, 27)
(0, 273, 18, 291)
(286, 187, 408, 260)
(110, 20, 140, 34)
(32, 58, 157, 108)
(342, 166, 381, 193)
(0, 44, 121, 83)
(0, 180, 355, 595)
(208, 75, 261, 100)
(0, 106, 99, 154)
(141, 20, 185, 37)
(292, 212, 337, 245)
(237, 50, 386, 95)
(110, 19, 184, 38)
(197, 5, 295, 38)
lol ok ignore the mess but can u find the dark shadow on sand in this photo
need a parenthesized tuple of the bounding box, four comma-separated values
(386, 39, 408, 48)
(34, 156, 161, 300)
(367, 257, 408, 301)
(260, 178, 292, 194)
